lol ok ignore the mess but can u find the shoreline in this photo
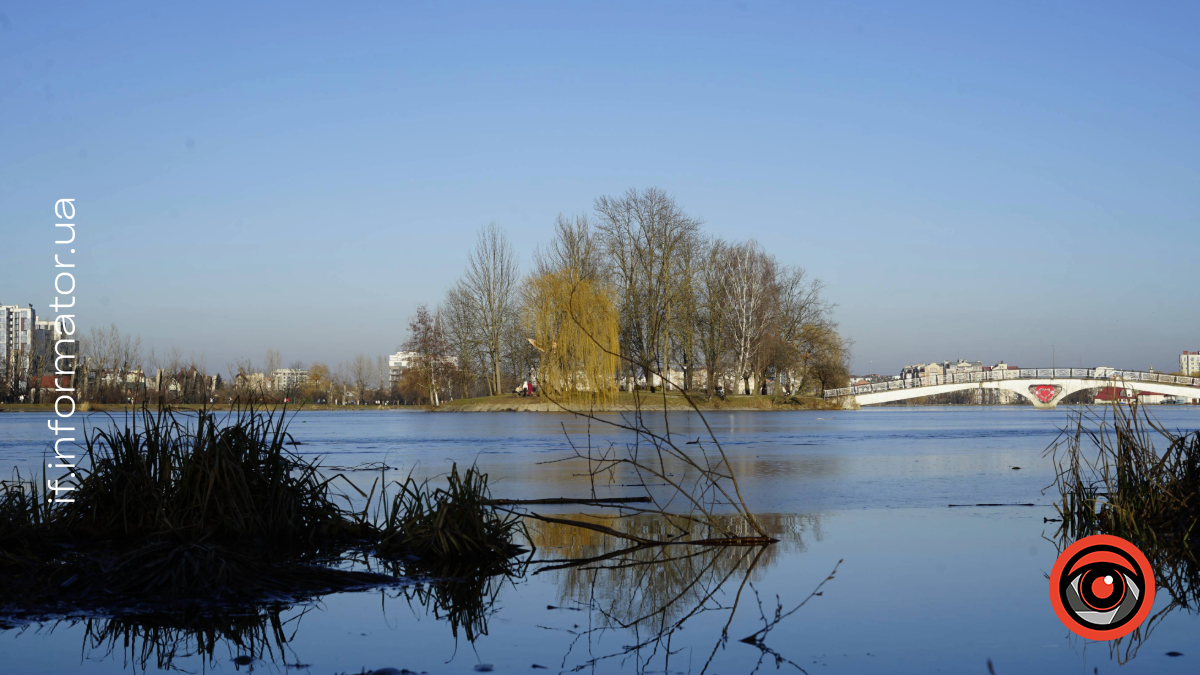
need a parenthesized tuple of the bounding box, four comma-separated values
(6, 398, 1182, 414)
(0, 394, 846, 414)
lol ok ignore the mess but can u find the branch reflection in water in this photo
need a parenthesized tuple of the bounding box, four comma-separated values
(528, 512, 830, 674)
(370, 553, 530, 645)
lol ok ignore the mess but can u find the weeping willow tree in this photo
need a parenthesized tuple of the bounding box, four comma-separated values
(526, 272, 619, 404)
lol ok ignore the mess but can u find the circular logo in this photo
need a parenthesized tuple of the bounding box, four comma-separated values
(1049, 534, 1155, 640)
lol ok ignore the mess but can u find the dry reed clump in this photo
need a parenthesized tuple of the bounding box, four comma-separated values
(376, 463, 527, 564)
(1049, 403, 1200, 543)
(0, 475, 49, 571)
(0, 405, 525, 612)
(1047, 402, 1200, 607)
(59, 406, 362, 552)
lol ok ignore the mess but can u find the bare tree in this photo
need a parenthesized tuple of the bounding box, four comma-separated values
(773, 265, 834, 395)
(403, 304, 452, 406)
(331, 361, 351, 404)
(696, 238, 730, 396)
(227, 357, 256, 397)
(443, 283, 487, 397)
(723, 240, 774, 395)
(594, 187, 702, 390)
(532, 213, 601, 283)
(452, 222, 520, 396)
(667, 226, 703, 391)
(76, 324, 143, 402)
(350, 354, 373, 403)
(264, 348, 282, 380)
(808, 330, 852, 393)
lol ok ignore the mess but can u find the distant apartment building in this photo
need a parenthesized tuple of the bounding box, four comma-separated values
(899, 364, 922, 384)
(235, 371, 272, 390)
(898, 360, 1022, 402)
(1, 304, 37, 376)
(388, 350, 419, 384)
(1, 303, 63, 384)
(901, 359, 997, 384)
(388, 350, 458, 385)
(943, 359, 983, 376)
(273, 368, 309, 391)
(900, 362, 944, 384)
(1182, 351, 1200, 375)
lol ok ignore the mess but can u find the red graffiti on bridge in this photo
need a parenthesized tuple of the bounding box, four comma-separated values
(1031, 385, 1062, 403)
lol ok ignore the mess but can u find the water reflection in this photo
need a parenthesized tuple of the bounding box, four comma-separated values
(1046, 407, 1200, 667)
(46, 604, 305, 673)
(372, 556, 529, 644)
(531, 513, 821, 621)
(527, 513, 826, 673)
(8, 408, 1195, 672)
(1050, 529, 1200, 667)
(2, 514, 828, 674)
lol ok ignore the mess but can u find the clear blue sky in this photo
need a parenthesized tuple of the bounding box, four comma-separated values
(2, 1, 1197, 374)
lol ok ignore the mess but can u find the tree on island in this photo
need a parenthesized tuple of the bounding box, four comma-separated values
(403, 304, 452, 406)
(525, 271, 620, 405)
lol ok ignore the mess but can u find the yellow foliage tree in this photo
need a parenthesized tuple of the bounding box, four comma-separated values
(526, 272, 619, 404)
(302, 362, 331, 400)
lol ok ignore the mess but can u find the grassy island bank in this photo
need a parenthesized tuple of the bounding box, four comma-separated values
(434, 392, 842, 412)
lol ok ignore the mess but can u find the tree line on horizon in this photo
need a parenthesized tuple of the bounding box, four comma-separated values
(398, 187, 852, 405)
(1, 324, 397, 406)
(1, 188, 852, 407)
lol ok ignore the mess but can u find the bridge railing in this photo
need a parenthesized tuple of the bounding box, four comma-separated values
(824, 368, 1200, 398)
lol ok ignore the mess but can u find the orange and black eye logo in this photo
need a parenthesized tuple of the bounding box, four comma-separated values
(1049, 534, 1155, 640)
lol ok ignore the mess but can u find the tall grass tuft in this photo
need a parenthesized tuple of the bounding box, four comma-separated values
(0, 405, 530, 610)
(0, 473, 49, 567)
(57, 406, 358, 553)
(1048, 402, 1200, 608)
(377, 463, 527, 563)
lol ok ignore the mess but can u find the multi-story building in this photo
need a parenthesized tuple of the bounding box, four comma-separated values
(2, 304, 62, 386)
(273, 368, 309, 391)
(388, 350, 419, 385)
(943, 359, 983, 376)
(387, 350, 458, 385)
(234, 372, 272, 390)
(1, 304, 37, 377)
(1181, 351, 1200, 376)
(899, 363, 940, 384)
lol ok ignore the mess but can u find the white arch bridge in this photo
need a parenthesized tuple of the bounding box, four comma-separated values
(824, 369, 1200, 409)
